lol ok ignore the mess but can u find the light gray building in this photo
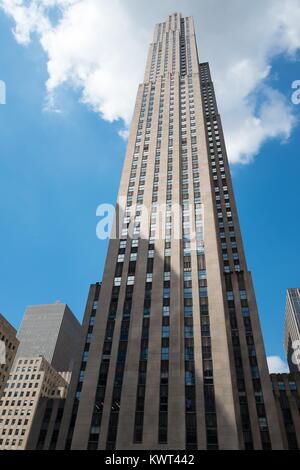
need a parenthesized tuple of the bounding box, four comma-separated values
(285, 288, 300, 372)
(16, 303, 82, 372)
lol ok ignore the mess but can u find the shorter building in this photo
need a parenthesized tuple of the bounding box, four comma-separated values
(285, 288, 300, 372)
(0, 314, 19, 399)
(26, 396, 66, 450)
(0, 302, 83, 450)
(0, 356, 69, 450)
(16, 302, 82, 372)
(271, 372, 300, 450)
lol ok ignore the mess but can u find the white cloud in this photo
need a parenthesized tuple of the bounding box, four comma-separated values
(267, 356, 289, 374)
(225, 86, 297, 164)
(1, 0, 300, 163)
(118, 129, 130, 141)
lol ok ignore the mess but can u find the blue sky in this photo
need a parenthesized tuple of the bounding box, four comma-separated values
(233, 56, 300, 358)
(0, 12, 126, 327)
(0, 2, 299, 371)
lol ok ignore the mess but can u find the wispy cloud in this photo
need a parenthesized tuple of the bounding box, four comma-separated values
(1, 0, 300, 163)
(267, 356, 289, 374)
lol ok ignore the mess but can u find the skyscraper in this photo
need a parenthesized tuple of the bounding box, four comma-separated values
(285, 289, 300, 373)
(63, 13, 283, 450)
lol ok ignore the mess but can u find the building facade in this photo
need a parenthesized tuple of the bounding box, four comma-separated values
(0, 303, 83, 449)
(0, 314, 19, 399)
(271, 372, 300, 450)
(0, 356, 69, 450)
(16, 303, 83, 372)
(285, 289, 300, 372)
(56, 283, 101, 450)
(63, 13, 283, 450)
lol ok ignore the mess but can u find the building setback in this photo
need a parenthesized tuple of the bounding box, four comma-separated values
(285, 289, 300, 373)
(60, 13, 283, 450)
(0, 314, 19, 399)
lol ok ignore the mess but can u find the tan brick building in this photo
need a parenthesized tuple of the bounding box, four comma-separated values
(0, 356, 68, 450)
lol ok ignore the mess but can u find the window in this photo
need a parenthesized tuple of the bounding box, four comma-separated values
(289, 382, 297, 391)
(127, 276, 135, 285)
(162, 326, 169, 338)
(278, 382, 285, 391)
(227, 291, 234, 301)
(161, 348, 169, 360)
(184, 326, 193, 338)
(163, 306, 170, 317)
(200, 287, 208, 298)
(240, 290, 247, 300)
(185, 371, 194, 385)
(184, 306, 193, 317)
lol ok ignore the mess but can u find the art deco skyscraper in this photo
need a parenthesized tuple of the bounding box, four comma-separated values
(61, 13, 283, 450)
